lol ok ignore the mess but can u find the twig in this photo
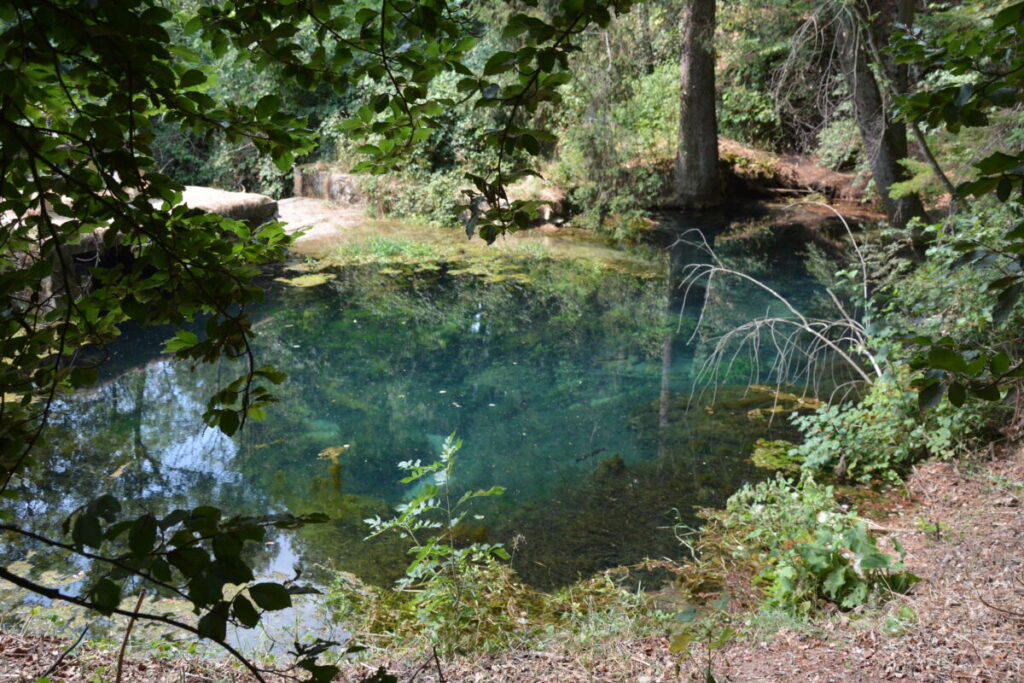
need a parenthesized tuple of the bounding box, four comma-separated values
(406, 652, 432, 682)
(977, 592, 1024, 618)
(432, 645, 447, 682)
(38, 621, 92, 679)
(116, 588, 147, 683)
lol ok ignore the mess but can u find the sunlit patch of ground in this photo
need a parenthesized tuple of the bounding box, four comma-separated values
(277, 197, 662, 278)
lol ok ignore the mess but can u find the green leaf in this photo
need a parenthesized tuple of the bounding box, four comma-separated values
(997, 177, 1013, 202)
(218, 410, 240, 437)
(179, 69, 207, 88)
(883, 572, 921, 594)
(69, 366, 99, 388)
(519, 133, 539, 155)
(483, 51, 516, 76)
(168, 547, 209, 577)
(993, 283, 1022, 324)
(990, 353, 1011, 375)
(917, 381, 943, 411)
(164, 330, 199, 353)
(823, 566, 847, 597)
(232, 594, 260, 628)
(255, 95, 280, 118)
(928, 347, 967, 374)
(183, 16, 203, 34)
(972, 383, 1002, 401)
(948, 382, 966, 407)
(674, 605, 698, 623)
(248, 582, 292, 611)
(72, 512, 104, 549)
(858, 551, 893, 570)
(89, 578, 121, 614)
(198, 602, 229, 641)
(129, 514, 158, 556)
(151, 559, 172, 583)
(255, 365, 287, 384)
(976, 151, 1021, 175)
(669, 631, 694, 654)
(709, 626, 736, 650)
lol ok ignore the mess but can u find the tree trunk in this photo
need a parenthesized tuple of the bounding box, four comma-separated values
(836, 11, 926, 234)
(673, 0, 721, 209)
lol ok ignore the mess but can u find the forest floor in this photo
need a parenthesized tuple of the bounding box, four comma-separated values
(2, 441, 1022, 681)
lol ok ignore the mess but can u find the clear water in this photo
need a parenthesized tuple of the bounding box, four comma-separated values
(15, 218, 829, 589)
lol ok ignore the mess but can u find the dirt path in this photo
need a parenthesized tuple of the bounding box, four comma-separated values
(713, 446, 1024, 683)
(277, 196, 377, 253)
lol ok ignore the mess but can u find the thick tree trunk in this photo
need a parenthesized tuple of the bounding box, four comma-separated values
(836, 13, 926, 234)
(673, 0, 721, 209)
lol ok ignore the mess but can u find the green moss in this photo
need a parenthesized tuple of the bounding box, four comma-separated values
(275, 273, 335, 288)
(750, 438, 801, 473)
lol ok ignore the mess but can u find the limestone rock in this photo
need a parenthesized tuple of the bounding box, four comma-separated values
(180, 185, 278, 226)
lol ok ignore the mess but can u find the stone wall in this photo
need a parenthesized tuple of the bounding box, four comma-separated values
(292, 165, 361, 204)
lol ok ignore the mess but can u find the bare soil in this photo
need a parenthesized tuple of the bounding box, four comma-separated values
(719, 139, 867, 205)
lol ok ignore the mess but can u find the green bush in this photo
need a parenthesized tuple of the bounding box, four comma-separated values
(552, 63, 676, 235)
(814, 111, 862, 171)
(709, 473, 918, 616)
(718, 82, 783, 150)
(791, 370, 984, 484)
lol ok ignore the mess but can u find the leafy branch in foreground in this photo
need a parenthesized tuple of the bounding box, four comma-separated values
(892, 1, 1024, 410)
(2, 503, 337, 681)
(0, 0, 631, 674)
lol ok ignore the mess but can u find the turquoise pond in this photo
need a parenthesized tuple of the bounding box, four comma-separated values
(13, 215, 838, 589)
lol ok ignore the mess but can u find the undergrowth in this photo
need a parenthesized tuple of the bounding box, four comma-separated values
(323, 436, 669, 658)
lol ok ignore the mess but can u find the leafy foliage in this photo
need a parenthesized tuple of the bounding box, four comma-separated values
(705, 473, 918, 616)
(669, 594, 738, 683)
(891, 1, 1024, 407)
(1, 503, 335, 679)
(359, 434, 511, 653)
(0, 0, 641, 674)
(791, 372, 984, 483)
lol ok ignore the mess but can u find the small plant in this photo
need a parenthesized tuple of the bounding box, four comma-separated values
(669, 595, 739, 683)
(792, 368, 983, 483)
(882, 603, 919, 636)
(702, 473, 919, 616)
(360, 434, 511, 654)
(914, 517, 950, 541)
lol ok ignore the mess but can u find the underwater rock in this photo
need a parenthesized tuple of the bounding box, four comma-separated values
(597, 453, 626, 475)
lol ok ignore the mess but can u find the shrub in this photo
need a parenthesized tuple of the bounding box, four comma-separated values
(325, 435, 666, 656)
(704, 473, 918, 616)
(791, 370, 985, 483)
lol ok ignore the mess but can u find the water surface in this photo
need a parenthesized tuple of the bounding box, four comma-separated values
(16, 217, 831, 589)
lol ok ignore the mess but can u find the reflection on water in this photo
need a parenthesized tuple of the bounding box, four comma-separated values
(14, 220, 830, 589)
